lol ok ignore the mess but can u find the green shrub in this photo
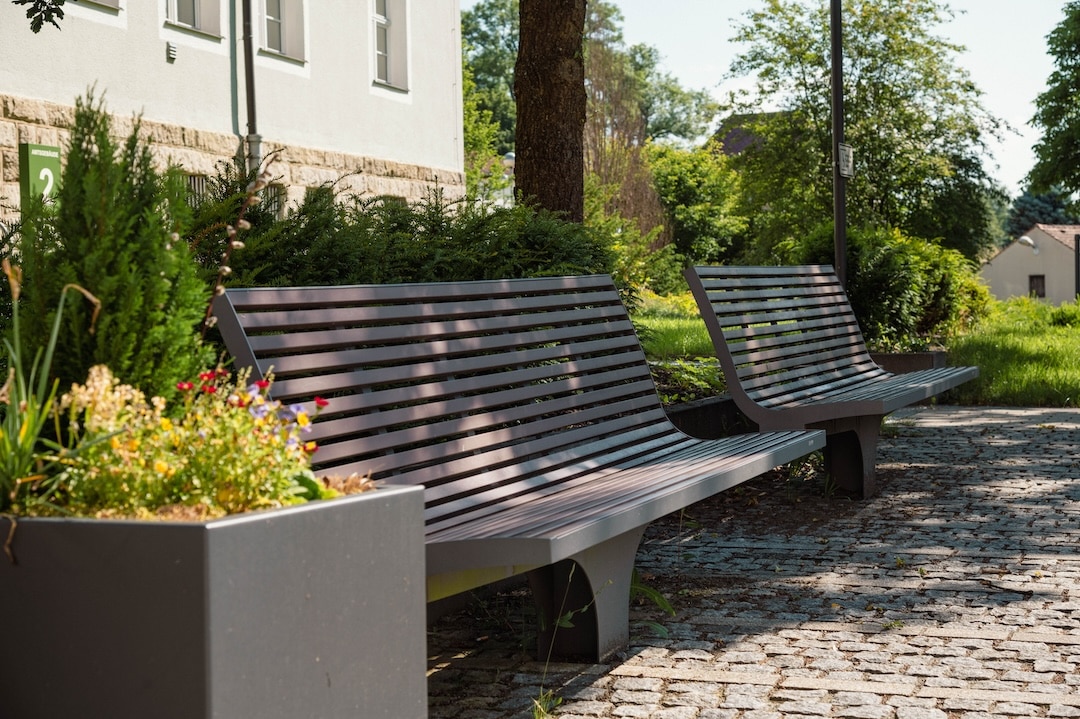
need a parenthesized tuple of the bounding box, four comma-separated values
(1050, 300, 1080, 328)
(9, 92, 211, 398)
(779, 224, 991, 351)
(188, 180, 615, 289)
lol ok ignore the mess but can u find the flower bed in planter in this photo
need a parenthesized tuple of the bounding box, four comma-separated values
(1, 485, 427, 719)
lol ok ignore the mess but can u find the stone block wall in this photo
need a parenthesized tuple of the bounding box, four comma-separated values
(0, 94, 464, 224)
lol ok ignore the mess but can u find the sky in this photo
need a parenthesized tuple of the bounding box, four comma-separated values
(462, 0, 1067, 198)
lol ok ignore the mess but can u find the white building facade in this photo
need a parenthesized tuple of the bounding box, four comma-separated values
(0, 0, 464, 221)
(980, 224, 1080, 305)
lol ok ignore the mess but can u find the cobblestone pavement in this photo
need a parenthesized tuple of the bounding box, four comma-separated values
(426, 406, 1080, 718)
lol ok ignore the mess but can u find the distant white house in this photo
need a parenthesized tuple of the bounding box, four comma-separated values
(0, 0, 464, 222)
(980, 224, 1080, 305)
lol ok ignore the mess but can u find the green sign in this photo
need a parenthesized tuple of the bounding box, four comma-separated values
(19, 143, 62, 204)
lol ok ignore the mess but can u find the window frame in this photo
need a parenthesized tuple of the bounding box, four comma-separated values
(165, 0, 221, 37)
(260, 0, 306, 62)
(372, 0, 408, 91)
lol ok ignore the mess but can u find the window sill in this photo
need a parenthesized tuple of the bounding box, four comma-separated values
(373, 79, 409, 94)
(258, 48, 307, 66)
(163, 21, 223, 40)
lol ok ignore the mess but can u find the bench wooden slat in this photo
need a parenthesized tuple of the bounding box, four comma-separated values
(686, 264, 978, 499)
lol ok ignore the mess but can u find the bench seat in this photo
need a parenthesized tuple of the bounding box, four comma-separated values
(685, 265, 978, 498)
(213, 274, 824, 661)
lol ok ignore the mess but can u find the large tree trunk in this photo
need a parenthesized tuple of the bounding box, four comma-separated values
(514, 0, 587, 223)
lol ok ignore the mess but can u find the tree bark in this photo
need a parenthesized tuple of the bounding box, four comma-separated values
(514, 0, 587, 223)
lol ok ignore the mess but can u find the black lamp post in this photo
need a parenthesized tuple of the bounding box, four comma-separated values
(830, 0, 847, 287)
(1074, 233, 1079, 299)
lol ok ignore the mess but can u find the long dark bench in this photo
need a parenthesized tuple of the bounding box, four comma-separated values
(212, 274, 824, 661)
(684, 264, 978, 499)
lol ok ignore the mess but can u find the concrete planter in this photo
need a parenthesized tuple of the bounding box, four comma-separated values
(0, 485, 427, 719)
(870, 350, 948, 374)
(664, 394, 754, 438)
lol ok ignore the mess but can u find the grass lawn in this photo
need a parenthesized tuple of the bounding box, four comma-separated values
(946, 297, 1080, 407)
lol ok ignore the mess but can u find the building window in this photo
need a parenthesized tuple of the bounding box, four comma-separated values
(261, 0, 305, 60)
(265, 0, 283, 52)
(1030, 275, 1046, 299)
(373, 0, 408, 90)
(265, 183, 288, 219)
(166, 0, 220, 36)
(185, 173, 209, 208)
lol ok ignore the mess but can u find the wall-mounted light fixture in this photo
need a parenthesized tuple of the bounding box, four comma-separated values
(1018, 235, 1038, 255)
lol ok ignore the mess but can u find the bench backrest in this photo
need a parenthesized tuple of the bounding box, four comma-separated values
(212, 275, 679, 527)
(685, 265, 891, 411)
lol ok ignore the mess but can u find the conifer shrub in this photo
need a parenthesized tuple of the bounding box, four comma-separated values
(10, 92, 211, 398)
(187, 179, 615, 288)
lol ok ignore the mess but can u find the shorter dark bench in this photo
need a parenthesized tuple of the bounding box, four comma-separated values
(213, 275, 824, 661)
(685, 265, 978, 498)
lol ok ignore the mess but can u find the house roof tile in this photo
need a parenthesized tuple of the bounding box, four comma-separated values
(1031, 224, 1080, 251)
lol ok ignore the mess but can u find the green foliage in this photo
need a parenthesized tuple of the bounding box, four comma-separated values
(628, 43, 718, 144)
(646, 358, 725, 405)
(727, 0, 1004, 260)
(1030, 1, 1080, 195)
(463, 62, 511, 200)
(0, 261, 81, 514)
(646, 141, 745, 265)
(12, 0, 67, 32)
(583, 173, 673, 300)
(11, 92, 211, 399)
(779, 224, 992, 351)
(1050, 299, 1080, 328)
(188, 178, 615, 290)
(462, 0, 519, 155)
(1006, 187, 1079, 240)
(948, 297, 1080, 407)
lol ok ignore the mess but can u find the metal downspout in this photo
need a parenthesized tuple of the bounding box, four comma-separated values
(242, 0, 262, 173)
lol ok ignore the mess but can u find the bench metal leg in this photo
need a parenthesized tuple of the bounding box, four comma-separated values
(527, 526, 647, 662)
(819, 415, 881, 499)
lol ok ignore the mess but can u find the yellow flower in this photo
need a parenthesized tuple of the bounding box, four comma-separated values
(160, 417, 173, 431)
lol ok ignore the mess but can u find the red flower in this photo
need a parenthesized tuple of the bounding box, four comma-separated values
(201, 384, 218, 394)
(303, 441, 318, 453)
(177, 381, 195, 391)
(255, 379, 271, 390)
(314, 396, 329, 408)
(199, 371, 216, 382)
(216, 367, 230, 378)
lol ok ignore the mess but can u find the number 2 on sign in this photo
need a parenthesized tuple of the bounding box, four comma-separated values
(39, 167, 54, 197)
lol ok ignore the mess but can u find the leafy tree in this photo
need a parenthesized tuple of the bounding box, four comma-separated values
(630, 44, 718, 145)
(583, 1, 665, 241)
(1005, 187, 1080, 240)
(646, 141, 746, 265)
(1030, 2, 1080, 195)
(726, 0, 1004, 260)
(12, 0, 69, 32)
(462, 62, 509, 199)
(462, 0, 519, 155)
